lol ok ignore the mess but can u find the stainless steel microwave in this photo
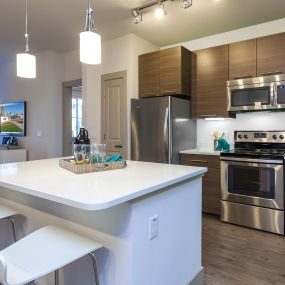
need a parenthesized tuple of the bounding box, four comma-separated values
(227, 74, 285, 112)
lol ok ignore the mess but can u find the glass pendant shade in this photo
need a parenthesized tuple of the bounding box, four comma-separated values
(80, 31, 101, 65)
(17, 53, 36, 78)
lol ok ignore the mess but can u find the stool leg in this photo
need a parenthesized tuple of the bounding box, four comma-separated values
(89, 253, 100, 285)
(55, 269, 59, 285)
(5, 217, 17, 242)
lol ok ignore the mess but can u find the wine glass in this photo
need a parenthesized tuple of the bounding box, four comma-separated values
(98, 144, 107, 163)
(74, 144, 87, 164)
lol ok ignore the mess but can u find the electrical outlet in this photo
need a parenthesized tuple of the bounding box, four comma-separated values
(149, 215, 159, 240)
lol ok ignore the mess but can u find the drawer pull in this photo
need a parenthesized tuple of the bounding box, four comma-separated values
(189, 160, 208, 163)
(233, 74, 252, 80)
(141, 92, 157, 97)
(161, 90, 177, 95)
(200, 114, 217, 118)
(260, 71, 283, 76)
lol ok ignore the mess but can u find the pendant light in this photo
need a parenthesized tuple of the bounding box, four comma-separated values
(80, 0, 101, 65)
(17, 0, 36, 78)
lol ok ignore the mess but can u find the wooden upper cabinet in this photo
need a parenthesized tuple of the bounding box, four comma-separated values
(139, 51, 160, 98)
(229, 39, 257, 80)
(192, 45, 229, 118)
(257, 32, 285, 76)
(159, 47, 191, 96)
(139, 46, 191, 98)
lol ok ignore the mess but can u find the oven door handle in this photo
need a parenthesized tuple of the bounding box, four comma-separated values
(220, 156, 284, 164)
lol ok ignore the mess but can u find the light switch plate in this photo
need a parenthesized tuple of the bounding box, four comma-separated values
(149, 215, 159, 240)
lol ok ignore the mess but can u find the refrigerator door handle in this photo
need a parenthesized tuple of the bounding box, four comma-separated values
(164, 107, 169, 163)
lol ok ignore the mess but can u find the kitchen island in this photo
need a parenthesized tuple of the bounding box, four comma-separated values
(0, 158, 207, 285)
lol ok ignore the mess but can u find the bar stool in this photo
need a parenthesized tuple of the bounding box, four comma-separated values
(0, 225, 102, 285)
(0, 205, 19, 242)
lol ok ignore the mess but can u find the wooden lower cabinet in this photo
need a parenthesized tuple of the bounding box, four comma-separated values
(181, 154, 221, 215)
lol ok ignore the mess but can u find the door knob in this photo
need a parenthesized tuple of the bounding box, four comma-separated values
(115, 145, 123, 148)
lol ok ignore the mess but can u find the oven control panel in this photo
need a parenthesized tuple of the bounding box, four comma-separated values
(235, 131, 285, 143)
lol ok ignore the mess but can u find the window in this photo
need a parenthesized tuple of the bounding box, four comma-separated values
(72, 97, 82, 138)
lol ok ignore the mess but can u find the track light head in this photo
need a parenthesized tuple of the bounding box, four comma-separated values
(132, 9, 143, 24)
(182, 0, 192, 9)
(155, 1, 167, 20)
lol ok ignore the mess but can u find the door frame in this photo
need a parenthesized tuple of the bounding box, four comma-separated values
(101, 71, 128, 158)
(62, 79, 82, 156)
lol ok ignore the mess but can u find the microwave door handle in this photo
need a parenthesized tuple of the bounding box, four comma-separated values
(273, 83, 278, 107)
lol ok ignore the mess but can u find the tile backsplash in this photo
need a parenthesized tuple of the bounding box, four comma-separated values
(197, 112, 285, 147)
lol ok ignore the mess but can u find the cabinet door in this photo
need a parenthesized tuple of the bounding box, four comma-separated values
(229, 39, 257, 80)
(139, 51, 160, 98)
(159, 47, 182, 95)
(257, 32, 285, 76)
(181, 154, 221, 215)
(192, 45, 229, 118)
(203, 168, 221, 215)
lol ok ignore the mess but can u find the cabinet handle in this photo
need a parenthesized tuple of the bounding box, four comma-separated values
(233, 74, 252, 80)
(200, 114, 217, 117)
(114, 145, 123, 148)
(189, 160, 208, 163)
(141, 92, 157, 97)
(260, 71, 283, 76)
(161, 90, 177, 95)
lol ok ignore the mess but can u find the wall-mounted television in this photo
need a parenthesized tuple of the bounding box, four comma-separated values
(0, 102, 26, 137)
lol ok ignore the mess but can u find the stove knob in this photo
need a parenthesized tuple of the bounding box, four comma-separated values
(280, 135, 284, 140)
(244, 135, 248, 139)
(273, 135, 278, 139)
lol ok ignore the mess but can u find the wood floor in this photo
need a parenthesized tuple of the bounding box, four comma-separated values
(203, 215, 285, 285)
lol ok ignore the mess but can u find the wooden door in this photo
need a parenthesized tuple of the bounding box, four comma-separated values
(159, 47, 182, 95)
(192, 45, 229, 118)
(229, 39, 257, 80)
(139, 51, 160, 98)
(257, 32, 285, 76)
(101, 72, 127, 158)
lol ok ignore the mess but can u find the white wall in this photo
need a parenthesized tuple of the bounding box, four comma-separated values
(83, 33, 159, 158)
(163, 17, 285, 147)
(63, 49, 82, 81)
(0, 49, 81, 160)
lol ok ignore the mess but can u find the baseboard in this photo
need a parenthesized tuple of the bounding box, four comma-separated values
(188, 267, 204, 285)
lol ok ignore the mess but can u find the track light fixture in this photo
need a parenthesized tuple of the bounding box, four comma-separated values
(131, 0, 193, 24)
(182, 0, 192, 9)
(132, 9, 143, 24)
(155, 1, 167, 19)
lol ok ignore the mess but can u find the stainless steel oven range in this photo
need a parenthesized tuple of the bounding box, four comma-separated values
(220, 131, 285, 235)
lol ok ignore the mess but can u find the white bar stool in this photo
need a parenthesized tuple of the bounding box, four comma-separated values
(0, 225, 102, 285)
(0, 205, 19, 242)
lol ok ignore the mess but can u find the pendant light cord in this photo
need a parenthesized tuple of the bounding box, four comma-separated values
(25, 0, 29, 53)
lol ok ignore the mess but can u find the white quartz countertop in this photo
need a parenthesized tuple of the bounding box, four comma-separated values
(0, 158, 207, 211)
(180, 148, 222, 156)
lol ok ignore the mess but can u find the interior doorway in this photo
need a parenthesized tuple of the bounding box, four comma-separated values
(101, 71, 127, 158)
(62, 79, 82, 157)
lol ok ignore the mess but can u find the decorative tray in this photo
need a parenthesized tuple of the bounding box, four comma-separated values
(59, 158, 127, 174)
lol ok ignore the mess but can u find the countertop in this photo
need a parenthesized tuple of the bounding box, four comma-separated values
(180, 148, 222, 156)
(0, 158, 207, 211)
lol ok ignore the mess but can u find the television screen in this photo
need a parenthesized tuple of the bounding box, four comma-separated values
(0, 102, 26, 136)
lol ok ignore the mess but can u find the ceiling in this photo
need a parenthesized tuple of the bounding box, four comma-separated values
(1, 0, 285, 63)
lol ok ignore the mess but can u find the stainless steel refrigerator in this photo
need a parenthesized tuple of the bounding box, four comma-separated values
(131, 96, 196, 164)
